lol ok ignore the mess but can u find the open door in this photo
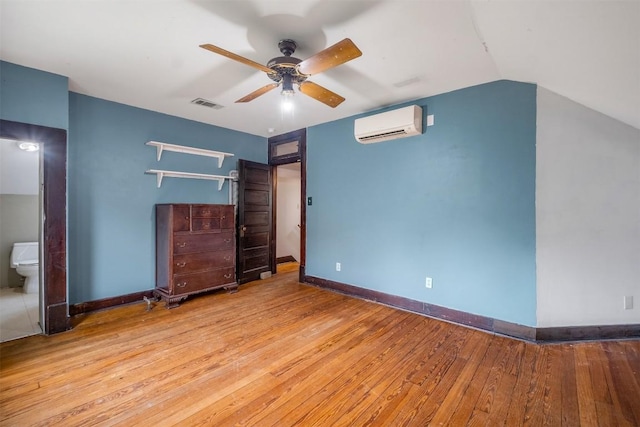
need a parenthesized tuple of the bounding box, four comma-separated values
(237, 160, 273, 284)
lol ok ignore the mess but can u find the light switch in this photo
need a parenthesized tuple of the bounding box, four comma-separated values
(624, 296, 633, 310)
(426, 114, 434, 127)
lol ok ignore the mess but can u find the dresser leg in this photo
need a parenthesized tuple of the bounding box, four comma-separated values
(154, 290, 187, 309)
(225, 284, 239, 294)
(165, 295, 188, 309)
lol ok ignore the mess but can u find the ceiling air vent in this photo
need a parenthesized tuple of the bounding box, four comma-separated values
(191, 98, 224, 109)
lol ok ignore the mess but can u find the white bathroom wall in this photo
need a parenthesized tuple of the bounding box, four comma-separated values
(276, 163, 301, 262)
(0, 139, 39, 195)
(536, 87, 640, 327)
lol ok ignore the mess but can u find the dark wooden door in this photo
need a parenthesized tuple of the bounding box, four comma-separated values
(237, 160, 273, 284)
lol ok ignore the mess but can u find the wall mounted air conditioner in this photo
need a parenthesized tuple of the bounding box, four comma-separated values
(354, 105, 423, 144)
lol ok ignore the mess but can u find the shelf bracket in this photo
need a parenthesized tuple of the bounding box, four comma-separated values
(156, 171, 164, 188)
(155, 145, 164, 161)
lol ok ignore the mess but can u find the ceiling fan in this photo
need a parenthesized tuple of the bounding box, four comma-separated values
(200, 38, 362, 108)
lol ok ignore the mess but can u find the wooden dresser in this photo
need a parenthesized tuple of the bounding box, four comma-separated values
(154, 203, 237, 308)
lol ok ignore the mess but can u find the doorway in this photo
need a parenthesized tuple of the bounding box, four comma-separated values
(0, 119, 69, 335)
(0, 138, 41, 341)
(269, 128, 306, 281)
(235, 128, 306, 284)
(275, 162, 301, 272)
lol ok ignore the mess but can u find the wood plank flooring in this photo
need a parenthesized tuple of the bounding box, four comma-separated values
(1, 267, 639, 426)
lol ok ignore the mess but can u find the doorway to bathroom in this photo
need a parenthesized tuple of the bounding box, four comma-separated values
(0, 138, 42, 342)
(1, 119, 69, 337)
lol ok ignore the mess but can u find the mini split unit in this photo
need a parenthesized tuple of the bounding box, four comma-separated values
(354, 105, 423, 144)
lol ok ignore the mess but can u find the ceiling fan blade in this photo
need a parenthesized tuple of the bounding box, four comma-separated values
(236, 83, 279, 103)
(298, 81, 345, 108)
(297, 38, 362, 76)
(200, 44, 273, 74)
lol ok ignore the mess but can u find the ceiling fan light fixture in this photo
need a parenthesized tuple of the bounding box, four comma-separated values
(281, 73, 295, 112)
(281, 73, 295, 96)
(281, 90, 294, 112)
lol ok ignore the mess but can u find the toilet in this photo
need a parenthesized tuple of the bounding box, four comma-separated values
(10, 242, 39, 294)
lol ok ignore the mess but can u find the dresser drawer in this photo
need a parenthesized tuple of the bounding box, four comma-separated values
(172, 205, 191, 232)
(192, 218, 221, 232)
(174, 231, 234, 254)
(219, 205, 234, 229)
(172, 267, 235, 293)
(173, 249, 235, 274)
(192, 204, 220, 218)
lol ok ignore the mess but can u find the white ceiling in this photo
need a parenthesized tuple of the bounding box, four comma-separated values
(1, 1, 638, 137)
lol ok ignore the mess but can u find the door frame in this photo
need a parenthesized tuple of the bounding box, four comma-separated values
(0, 119, 69, 334)
(268, 128, 306, 282)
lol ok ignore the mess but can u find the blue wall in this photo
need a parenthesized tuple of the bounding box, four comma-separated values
(0, 61, 69, 130)
(68, 94, 266, 303)
(2, 60, 537, 326)
(306, 80, 537, 326)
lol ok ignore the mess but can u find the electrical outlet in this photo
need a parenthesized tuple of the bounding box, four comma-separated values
(336, 262, 341, 272)
(624, 296, 633, 310)
(425, 277, 432, 289)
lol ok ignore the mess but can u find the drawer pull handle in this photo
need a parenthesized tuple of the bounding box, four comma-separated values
(224, 238, 232, 243)
(176, 262, 186, 267)
(202, 223, 210, 229)
(177, 281, 187, 288)
(224, 273, 232, 279)
(221, 215, 226, 220)
(224, 256, 231, 261)
(202, 210, 210, 215)
(177, 242, 187, 248)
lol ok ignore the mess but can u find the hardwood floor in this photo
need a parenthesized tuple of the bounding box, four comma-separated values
(1, 268, 639, 426)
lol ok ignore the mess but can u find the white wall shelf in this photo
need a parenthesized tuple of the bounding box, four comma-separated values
(145, 169, 233, 190)
(146, 141, 233, 168)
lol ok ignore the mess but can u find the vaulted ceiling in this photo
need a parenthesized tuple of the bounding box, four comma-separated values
(1, 0, 638, 137)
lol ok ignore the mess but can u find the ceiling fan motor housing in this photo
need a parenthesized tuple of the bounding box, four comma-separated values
(266, 40, 307, 85)
(278, 39, 297, 56)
